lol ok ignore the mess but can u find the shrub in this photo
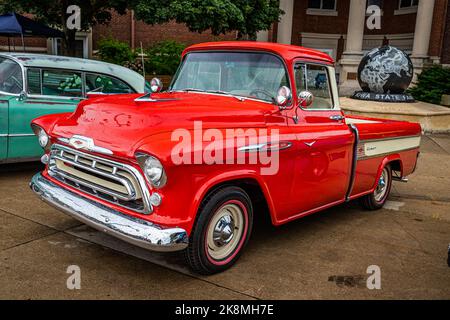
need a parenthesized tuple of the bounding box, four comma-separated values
(123, 58, 144, 75)
(145, 40, 185, 75)
(408, 65, 450, 105)
(98, 37, 136, 65)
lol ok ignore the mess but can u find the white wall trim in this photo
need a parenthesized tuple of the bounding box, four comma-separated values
(394, 6, 418, 15)
(306, 9, 338, 16)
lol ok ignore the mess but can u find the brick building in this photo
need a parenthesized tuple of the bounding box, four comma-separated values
(1, 0, 449, 94)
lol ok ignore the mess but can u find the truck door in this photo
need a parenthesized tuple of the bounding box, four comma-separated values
(7, 68, 81, 160)
(0, 98, 8, 161)
(280, 62, 354, 221)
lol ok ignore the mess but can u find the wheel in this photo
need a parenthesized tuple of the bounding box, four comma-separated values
(185, 186, 253, 275)
(361, 165, 392, 210)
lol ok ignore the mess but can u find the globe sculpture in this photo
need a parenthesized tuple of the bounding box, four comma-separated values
(352, 46, 415, 103)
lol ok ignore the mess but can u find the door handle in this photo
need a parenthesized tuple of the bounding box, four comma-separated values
(330, 115, 345, 121)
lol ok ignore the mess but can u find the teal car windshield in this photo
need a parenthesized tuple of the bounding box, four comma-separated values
(0, 57, 23, 94)
(170, 52, 289, 102)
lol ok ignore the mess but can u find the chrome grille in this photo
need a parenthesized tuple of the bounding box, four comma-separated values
(48, 144, 152, 214)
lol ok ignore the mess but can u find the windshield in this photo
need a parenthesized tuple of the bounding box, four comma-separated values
(170, 52, 289, 102)
(0, 57, 23, 94)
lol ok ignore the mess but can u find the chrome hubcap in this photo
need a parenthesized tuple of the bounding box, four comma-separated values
(207, 203, 244, 261)
(374, 168, 389, 202)
(213, 215, 235, 247)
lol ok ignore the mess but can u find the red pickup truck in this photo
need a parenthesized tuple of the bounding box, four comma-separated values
(30, 42, 421, 274)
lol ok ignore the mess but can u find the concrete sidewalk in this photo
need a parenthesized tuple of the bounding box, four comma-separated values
(0, 135, 449, 299)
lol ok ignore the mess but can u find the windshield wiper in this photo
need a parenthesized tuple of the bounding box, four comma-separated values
(204, 90, 245, 101)
(171, 88, 245, 101)
(172, 88, 208, 93)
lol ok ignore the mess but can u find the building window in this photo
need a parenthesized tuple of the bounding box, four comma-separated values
(308, 0, 336, 10)
(399, 0, 418, 9)
(395, 0, 418, 15)
(307, 0, 338, 16)
(368, 0, 382, 7)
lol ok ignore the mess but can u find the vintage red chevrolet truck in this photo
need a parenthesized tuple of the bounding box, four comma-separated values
(29, 42, 421, 274)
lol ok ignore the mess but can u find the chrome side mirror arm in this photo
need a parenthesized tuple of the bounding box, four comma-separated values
(18, 91, 28, 101)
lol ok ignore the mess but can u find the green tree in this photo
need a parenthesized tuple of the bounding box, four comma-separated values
(131, 0, 283, 39)
(0, 0, 129, 55)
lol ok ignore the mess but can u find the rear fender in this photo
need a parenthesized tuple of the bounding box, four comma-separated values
(371, 154, 403, 192)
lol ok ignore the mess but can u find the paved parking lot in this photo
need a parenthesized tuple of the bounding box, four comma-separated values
(0, 135, 449, 299)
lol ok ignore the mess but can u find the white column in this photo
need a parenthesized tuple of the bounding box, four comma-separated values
(410, 0, 435, 83)
(338, 0, 367, 96)
(344, 0, 367, 55)
(412, 0, 435, 58)
(256, 30, 269, 42)
(277, 0, 294, 44)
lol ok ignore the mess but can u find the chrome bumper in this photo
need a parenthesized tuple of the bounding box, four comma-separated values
(30, 173, 188, 252)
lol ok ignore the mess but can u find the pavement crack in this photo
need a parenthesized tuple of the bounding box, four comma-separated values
(0, 230, 61, 253)
(427, 136, 450, 155)
(0, 207, 82, 232)
(388, 214, 427, 255)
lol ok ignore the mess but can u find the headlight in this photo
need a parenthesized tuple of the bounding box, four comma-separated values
(38, 129, 49, 148)
(31, 125, 51, 150)
(136, 153, 167, 188)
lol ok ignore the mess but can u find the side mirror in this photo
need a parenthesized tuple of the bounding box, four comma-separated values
(150, 78, 163, 93)
(275, 86, 292, 108)
(298, 90, 314, 108)
(18, 91, 28, 101)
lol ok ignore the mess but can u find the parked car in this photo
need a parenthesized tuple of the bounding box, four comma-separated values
(0, 53, 148, 163)
(30, 42, 421, 274)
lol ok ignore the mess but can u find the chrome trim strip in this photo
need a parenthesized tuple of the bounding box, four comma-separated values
(238, 141, 293, 153)
(346, 124, 359, 202)
(357, 147, 420, 160)
(238, 143, 266, 152)
(30, 173, 188, 252)
(359, 134, 421, 143)
(5, 133, 35, 137)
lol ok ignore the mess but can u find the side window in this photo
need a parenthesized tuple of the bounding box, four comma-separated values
(85, 73, 134, 94)
(27, 68, 41, 94)
(294, 63, 334, 110)
(0, 57, 23, 94)
(42, 69, 82, 97)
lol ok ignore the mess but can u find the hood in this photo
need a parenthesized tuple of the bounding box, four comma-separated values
(51, 92, 276, 157)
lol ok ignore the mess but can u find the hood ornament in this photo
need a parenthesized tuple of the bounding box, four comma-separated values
(66, 135, 113, 155)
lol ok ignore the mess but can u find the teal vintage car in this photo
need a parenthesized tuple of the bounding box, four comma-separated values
(0, 53, 149, 163)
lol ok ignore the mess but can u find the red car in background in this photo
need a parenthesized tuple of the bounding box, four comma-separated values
(30, 42, 421, 274)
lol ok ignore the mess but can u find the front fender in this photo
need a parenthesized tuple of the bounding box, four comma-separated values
(188, 170, 276, 227)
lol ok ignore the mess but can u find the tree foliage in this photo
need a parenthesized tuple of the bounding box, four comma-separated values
(131, 0, 283, 39)
(0, 0, 283, 54)
(146, 40, 185, 75)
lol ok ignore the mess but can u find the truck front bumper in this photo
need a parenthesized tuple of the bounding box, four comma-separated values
(30, 173, 188, 252)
